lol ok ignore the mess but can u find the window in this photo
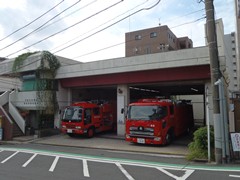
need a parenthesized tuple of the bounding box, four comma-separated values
(93, 108, 100, 115)
(128, 105, 168, 120)
(22, 80, 36, 91)
(84, 108, 92, 124)
(135, 35, 142, 40)
(62, 107, 83, 121)
(150, 32, 157, 38)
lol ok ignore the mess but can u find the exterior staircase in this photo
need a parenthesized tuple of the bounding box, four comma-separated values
(12, 120, 24, 137)
(0, 91, 25, 140)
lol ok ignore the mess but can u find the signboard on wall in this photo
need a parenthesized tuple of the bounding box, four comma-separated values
(231, 133, 240, 151)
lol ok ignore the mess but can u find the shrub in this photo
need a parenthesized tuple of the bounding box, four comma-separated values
(187, 126, 215, 161)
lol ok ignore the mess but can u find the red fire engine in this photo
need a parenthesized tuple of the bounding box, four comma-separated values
(125, 99, 194, 145)
(61, 100, 116, 138)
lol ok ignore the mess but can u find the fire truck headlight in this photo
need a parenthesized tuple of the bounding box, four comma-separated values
(154, 137, 161, 141)
(75, 126, 81, 129)
(62, 125, 66, 128)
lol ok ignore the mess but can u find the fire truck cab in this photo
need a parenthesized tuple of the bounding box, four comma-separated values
(125, 99, 194, 145)
(61, 100, 115, 138)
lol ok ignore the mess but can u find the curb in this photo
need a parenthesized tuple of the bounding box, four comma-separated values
(0, 134, 189, 158)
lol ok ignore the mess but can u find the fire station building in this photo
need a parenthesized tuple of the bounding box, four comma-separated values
(0, 19, 238, 140)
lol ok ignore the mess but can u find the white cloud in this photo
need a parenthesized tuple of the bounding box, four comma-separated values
(0, 0, 27, 9)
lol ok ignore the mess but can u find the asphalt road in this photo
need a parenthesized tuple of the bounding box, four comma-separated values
(0, 143, 239, 180)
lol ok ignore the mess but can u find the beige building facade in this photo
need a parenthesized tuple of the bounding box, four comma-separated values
(125, 25, 193, 57)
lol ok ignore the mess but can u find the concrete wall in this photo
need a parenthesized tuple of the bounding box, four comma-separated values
(0, 77, 21, 92)
(55, 82, 71, 128)
(56, 47, 210, 79)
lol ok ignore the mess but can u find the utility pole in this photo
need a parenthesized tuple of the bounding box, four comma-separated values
(204, 0, 222, 164)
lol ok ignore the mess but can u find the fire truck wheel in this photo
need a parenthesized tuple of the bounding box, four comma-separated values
(165, 130, 174, 145)
(87, 127, 95, 138)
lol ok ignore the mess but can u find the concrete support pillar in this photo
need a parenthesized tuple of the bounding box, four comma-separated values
(55, 85, 72, 129)
(117, 84, 129, 137)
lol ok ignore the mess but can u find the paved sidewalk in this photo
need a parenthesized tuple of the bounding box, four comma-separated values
(31, 133, 189, 156)
(1, 133, 190, 157)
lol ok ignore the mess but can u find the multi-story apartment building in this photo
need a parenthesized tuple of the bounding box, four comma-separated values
(224, 32, 238, 94)
(235, 0, 240, 91)
(125, 25, 193, 57)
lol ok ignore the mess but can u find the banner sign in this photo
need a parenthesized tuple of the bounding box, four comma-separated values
(231, 133, 240, 151)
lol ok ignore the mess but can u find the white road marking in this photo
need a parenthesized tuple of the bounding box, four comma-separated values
(83, 159, 90, 177)
(0, 147, 240, 177)
(230, 175, 240, 178)
(22, 153, 38, 167)
(116, 162, 135, 180)
(49, 156, 60, 172)
(157, 167, 194, 180)
(1, 151, 19, 163)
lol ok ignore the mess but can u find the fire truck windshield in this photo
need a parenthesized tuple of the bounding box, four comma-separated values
(63, 107, 83, 121)
(128, 105, 167, 120)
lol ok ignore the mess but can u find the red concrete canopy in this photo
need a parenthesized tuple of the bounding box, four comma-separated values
(60, 65, 210, 88)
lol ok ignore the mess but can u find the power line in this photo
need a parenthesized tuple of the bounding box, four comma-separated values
(73, 10, 206, 59)
(0, 0, 64, 42)
(161, 8, 204, 24)
(5, 0, 124, 58)
(51, 0, 149, 52)
(53, 0, 162, 54)
(0, 0, 82, 52)
(73, 41, 125, 59)
(170, 16, 206, 29)
(34, 0, 98, 36)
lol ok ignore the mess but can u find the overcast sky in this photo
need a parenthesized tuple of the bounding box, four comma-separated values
(0, 0, 235, 62)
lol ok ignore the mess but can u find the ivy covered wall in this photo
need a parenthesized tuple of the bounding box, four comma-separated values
(12, 51, 61, 131)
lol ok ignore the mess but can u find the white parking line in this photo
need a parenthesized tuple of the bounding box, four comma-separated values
(83, 159, 90, 177)
(116, 162, 135, 180)
(22, 153, 38, 167)
(229, 175, 240, 178)
(49, 156, 60, 172)
(1, 151, 19, 164)
(0, 147, 240, 174)
(157, 167, 194, 180)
